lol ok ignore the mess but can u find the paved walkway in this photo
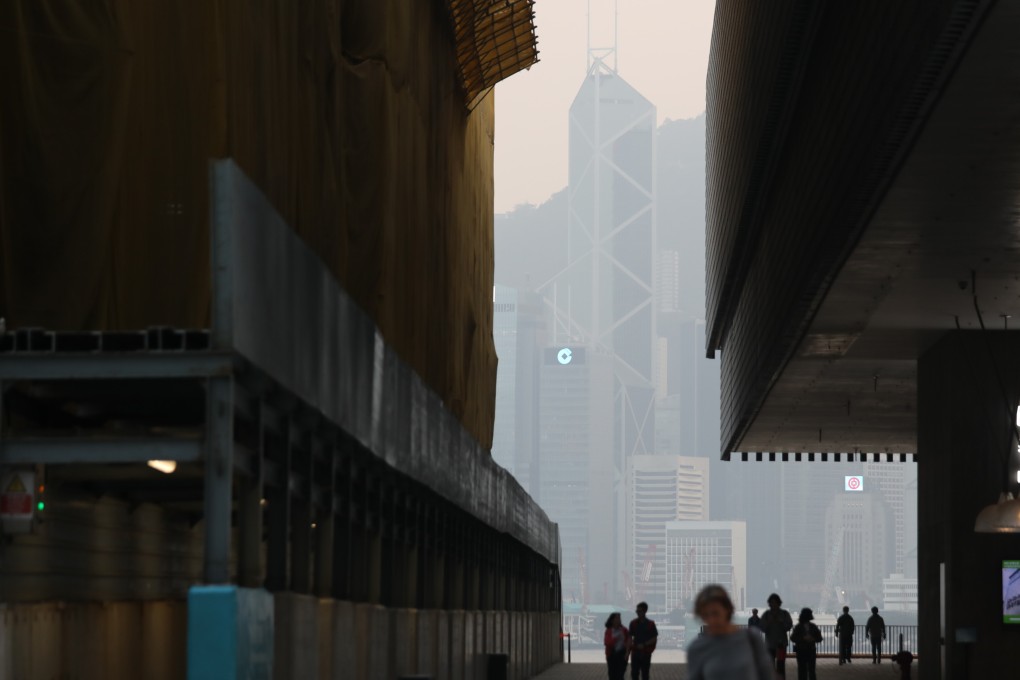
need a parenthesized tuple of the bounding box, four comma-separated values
(534, 659, 914, 679)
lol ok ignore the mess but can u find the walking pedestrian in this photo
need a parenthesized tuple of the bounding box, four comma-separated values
(866, 606, 886, 663)
(628, 601, 658, 680)
(686, 584, 773, 680)
(747, 608, 761, 630)
(759, 593, 793, 678)
(790, 608, 822, 680)
(836, 606, 855, 665)
(604, 612, 631, 680)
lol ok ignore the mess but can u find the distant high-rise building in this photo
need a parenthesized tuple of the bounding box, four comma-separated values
(882, 573, 918, 612)
(627, 455, 709, 610)
(823, 492, 892, 607)
(665, 521, 747, 613)
(532, 56, 658, 603)
(864, 462, 917, 575)
(656, 250, 682, 315)
(492, 285, 545, 493)
(493, 286, 520, 476)
(778, 463, 863, 607)
(538, 345, 616, 603)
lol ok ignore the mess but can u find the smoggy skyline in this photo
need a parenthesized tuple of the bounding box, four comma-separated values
(494, 0, 716, 213)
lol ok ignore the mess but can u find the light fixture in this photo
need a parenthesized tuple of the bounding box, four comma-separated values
(147, 460, 177, 474)
(975, 492, 1020, 533)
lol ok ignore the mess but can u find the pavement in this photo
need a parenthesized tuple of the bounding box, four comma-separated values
(533, 658, 915, 679)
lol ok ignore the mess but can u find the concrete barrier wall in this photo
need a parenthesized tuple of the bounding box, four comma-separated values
(0, 601, 186, 680)
(0, 597, 558, 680)
(274, 594, 560, 680)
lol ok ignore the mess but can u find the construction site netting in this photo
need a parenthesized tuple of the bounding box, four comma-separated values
(447, 0, 539, 109)
(0, 0, 500, 447)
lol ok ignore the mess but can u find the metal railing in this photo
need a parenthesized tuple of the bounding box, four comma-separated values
(701, 624, 918, 657)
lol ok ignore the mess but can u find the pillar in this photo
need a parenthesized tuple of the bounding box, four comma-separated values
(918, 331, 1020, 679)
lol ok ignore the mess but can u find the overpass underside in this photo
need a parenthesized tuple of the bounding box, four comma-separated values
(707, 1, 1020, 677)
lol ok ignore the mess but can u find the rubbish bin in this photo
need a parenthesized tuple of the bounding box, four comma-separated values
(486, 653, 509, 680)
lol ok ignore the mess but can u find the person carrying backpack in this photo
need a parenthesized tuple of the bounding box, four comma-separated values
(790, 608, 822, 680)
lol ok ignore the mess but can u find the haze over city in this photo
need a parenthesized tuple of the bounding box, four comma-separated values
(4, 0, 1016, 677)
(490, 0, 919, 652)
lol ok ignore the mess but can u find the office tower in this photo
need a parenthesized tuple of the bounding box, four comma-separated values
(492, 285, 545, 493)
(664, 521, 747, 613)
(627, 455, 709, 610)
(532, 55, 657, 603)
(882, 574, 919, 612)
(538, 345, 616, 603)
(823, 492, 892, 609)
(865, 461, 918, 575)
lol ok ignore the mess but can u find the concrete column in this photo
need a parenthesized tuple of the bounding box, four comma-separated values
(203, 377, 235, 584)
(266, 426, 292, 592)
(918, 331, 1020, 679)
(237, 401, 265, 588)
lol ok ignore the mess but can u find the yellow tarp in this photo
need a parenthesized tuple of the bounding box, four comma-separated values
(0, 0, 498, 446)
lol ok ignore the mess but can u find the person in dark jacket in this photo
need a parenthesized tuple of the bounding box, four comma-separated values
(790, 608, 822, 680)
(747, 608, 761, 630)
(866, 606, 886, 663)
(628, 601, 658, 680)
(759, 593, 793, 678)
(835, 606, 855, 665)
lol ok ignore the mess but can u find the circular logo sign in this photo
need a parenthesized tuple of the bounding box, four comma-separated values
(557, 348, 573, 365)
(845, 475, 863, 491)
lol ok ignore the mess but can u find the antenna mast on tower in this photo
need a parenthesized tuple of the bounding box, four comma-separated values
(587, 0, 620, 73)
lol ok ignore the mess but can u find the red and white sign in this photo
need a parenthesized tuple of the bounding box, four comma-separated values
(845, 475, 864, 492)
(0, 471, 34, 519)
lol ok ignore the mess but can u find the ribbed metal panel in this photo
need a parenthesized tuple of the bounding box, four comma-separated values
(706, 0, 988, 456)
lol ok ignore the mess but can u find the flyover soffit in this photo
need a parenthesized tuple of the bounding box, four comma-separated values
(737, 0, 1020, 456)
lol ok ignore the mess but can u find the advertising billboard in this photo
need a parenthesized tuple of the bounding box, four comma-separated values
(1004, 561, 1020, 624)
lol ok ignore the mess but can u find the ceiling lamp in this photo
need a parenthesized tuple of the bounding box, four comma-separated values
(975, 492, 1020, 533)
(147, 460, 177, 474)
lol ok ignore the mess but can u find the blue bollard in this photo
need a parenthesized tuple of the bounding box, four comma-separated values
(187, 586, 274, 680)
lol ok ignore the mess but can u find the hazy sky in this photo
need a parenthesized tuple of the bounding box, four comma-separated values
(494, 0, 716, 213)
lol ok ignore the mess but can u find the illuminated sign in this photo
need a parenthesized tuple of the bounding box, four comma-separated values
(844, 476, 864, 492)
(545, 347, 586, 366)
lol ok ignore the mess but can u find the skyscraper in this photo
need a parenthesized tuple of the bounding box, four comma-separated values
(864, 461, 917, 576)
(531, 55, 657, 602)
(627, 455, 709, 610)
(665, 521, 747, 613)
(538, 344, 616, 603)
(492, 285, 545, 493)
(823, 492, 892, 609)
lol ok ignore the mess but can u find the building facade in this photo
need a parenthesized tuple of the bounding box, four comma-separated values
(627, 455, 709, 610)
(492, 285, 546, 494)
(664, 521, 747, 613)
(538, 345, 616, 603)
(823, 492, 892, 609)
(882, 573, 919, 613)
